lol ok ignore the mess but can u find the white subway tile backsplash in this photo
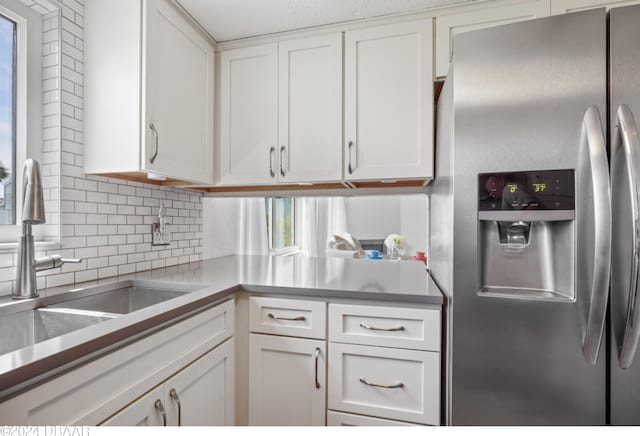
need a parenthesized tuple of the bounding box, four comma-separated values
(118, 264, 135, 275)
(107, 215, 126, 225)
(74, 269, 97, 283)
(98, 246, 117, 257)
(108, 235, 127, 246)
(86, 236, 108, 247)
(98, 266, 118, 279)
(98, 204, 117, 214)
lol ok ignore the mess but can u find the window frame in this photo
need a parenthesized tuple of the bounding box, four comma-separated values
(266, 197, 299, 255)
(0, 0, 43, 243)
(0, 11, 17, 226)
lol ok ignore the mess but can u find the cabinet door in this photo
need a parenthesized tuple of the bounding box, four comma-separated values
(220, 44, 278, 185)
(144, 0, 215, 184)
(344, 20, 434, 181)
(551, 0, 640, 13)
(101, 385, 167, 426)
(165, 338, 235, 426)
(249, 334, 326, 425)
(435, 0, 550, 78)
(278, 33, 343, 183)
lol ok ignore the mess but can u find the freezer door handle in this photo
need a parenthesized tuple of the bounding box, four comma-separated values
(582, 105, 612, 365)
(614, 105, 640, 369)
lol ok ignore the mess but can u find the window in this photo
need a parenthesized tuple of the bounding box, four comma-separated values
(0, 0, 43, 242)
(0, 12, 15, 225)
(265, 197, 296, 252)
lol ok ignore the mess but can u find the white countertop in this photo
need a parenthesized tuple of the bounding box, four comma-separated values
(0, 255, 442, 399)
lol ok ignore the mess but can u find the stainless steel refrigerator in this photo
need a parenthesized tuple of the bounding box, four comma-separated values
(431, 5, 640, 425)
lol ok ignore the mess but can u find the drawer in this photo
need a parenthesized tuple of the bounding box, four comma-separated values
(328, 343, 440, 425)
(327, 411, 418, 426)
(249, 296, 326, 339)
(329, 303, 440, 351)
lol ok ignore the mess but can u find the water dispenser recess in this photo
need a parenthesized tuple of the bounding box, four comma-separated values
(477, 169, 576, 301)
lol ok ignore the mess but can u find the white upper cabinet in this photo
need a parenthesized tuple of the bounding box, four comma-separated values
(219, 34, 342, 186)
(344, 20, 434, 181)
(219, 44, 278, 185)
(278, 34, 343, 183)
(143, 0, 214, 184)
(435, 0, 550, 78)
(84, 0, 214, 184)
(551, 0, 640, 13)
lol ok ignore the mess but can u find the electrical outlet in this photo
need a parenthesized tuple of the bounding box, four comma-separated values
(151, 223, 171, 246)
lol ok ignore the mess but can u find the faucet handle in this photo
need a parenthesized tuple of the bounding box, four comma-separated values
(34, 255, 82, 272)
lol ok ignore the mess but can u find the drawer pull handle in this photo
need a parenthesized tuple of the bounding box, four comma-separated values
(359, 377, 404, 389)
(154, 399, 167, 426)
(314, 347, 321, 389)
(267, 312, 306, 322)
(169, 388, 182, 426)
(359, 322, 405, 332)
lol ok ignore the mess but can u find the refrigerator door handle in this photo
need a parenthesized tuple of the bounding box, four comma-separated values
(582, 105, 612, 365)
(615, 105, 640, 369)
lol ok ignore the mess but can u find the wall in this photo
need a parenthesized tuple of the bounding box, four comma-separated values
(345, 195, 428, 254)
(344, 196, 401, 240)
(203, 195, 428, 258)
(0, 0, 203, 296)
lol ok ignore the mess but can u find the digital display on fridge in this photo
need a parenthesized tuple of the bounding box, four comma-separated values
(478, 169, 575, 211)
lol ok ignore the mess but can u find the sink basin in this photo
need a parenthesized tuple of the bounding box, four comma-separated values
(0, 281, 197, 357)
(47, 285, 190, 315)
(0, 309, 114, 356)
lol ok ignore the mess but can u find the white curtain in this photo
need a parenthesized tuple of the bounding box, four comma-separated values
(297, 197, 347, 257)
(237, 198, 269, 255)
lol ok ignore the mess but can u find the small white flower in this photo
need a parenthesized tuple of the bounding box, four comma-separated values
(384, 234, 407, 250)
(393, 235, 407, 249)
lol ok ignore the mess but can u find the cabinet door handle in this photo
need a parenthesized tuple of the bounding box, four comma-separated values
(267, 312, 306, 322)
(149, 123, 159, 164)
(359, 322, 405, 332)
(314, 347, 321, 389)
(154, 399, 167, 426)
(280, 145, 286, 177)
(348, 141, 355, 174)
(359, 377, 404, 389)
(269, 147, 275, 178)
(169, 388, 182, 426)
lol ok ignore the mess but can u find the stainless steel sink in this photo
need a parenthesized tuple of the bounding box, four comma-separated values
(0, 308, 115, 356)
(0, 280, 201, 357)
(47, 285, 190, 315)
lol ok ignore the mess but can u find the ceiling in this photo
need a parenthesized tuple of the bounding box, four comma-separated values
(177, 0, 473, 42)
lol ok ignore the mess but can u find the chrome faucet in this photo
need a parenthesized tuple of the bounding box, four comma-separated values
(13, 159, 81, 299)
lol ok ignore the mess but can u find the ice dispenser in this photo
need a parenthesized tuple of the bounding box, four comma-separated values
(478, 170, 576, 301)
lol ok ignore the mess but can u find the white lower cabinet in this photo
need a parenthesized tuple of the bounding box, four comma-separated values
(327, 411, 416, 426)
(328, 342, 440, 425)
(165, 339, 235, 426)
(327, 302, 441, 426)
(0, 299, 235, 425)
(103, 338, 235, 426)
(248, 333, 326, 425)
(102, 385, 166, 426)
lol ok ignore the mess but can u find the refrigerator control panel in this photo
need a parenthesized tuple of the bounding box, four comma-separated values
(478, 169, 575, 211)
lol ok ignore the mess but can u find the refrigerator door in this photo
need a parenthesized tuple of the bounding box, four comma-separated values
(450, 10, 607, 424)
(609, 4, 640, 425)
